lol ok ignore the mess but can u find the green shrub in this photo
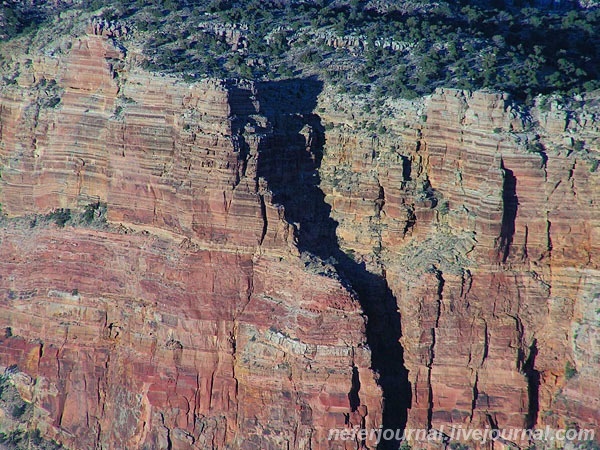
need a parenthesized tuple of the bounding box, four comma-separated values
(30, 429, 43, 445)
(565, 361, 577, 379)
(83, 202, 106, 224)
(450, 443, 470, 450)
(47, 209, 71, 227)
(11, 403, 27, 419)
(438, 201, 450, 215)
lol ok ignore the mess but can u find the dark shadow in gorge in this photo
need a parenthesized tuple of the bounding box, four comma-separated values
(253, 78, 412, 449)
(499, 161, 518, 263)
(522, 339, 540, 429)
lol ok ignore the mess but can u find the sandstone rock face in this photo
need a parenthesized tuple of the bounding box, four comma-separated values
(0, 34, 381, 449)
(0, 225, 380, 449)
(0, 30, 599, 450)
(0, 35, 265, 248)
(317, 87, 600, 446)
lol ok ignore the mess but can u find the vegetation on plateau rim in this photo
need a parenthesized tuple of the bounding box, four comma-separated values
(1, 0, 600, 101)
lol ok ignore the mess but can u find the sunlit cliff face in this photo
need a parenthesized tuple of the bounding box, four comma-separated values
(0, 24, 598, 450)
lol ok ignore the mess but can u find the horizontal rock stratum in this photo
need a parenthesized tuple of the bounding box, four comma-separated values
(0, 30, 598, 449)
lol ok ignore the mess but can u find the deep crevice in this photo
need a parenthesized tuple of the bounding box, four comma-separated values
(253, 78, 412, 449)
(470, 372, 479, 422)
(258, 194, 268, 245)
(349, 365, 361, 412)
(499, 160, 518, 263)
(426, 268, 444, 430)
(400, 155, 412, 182)
(522, 339, 540, 429)
(482, 320, 489, 363)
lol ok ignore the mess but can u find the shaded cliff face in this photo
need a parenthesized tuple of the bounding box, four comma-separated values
(0, 27, 599, 450)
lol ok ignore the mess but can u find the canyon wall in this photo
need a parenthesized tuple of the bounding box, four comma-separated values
(0, 33, 382, 449)
(317, 88, 600, 445)
(0, 28, 598, 449)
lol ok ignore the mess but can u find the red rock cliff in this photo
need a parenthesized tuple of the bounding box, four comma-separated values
(0, 30, 599, 450)
(0, 34, 382, 449)
(317, 87, 600, 446)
